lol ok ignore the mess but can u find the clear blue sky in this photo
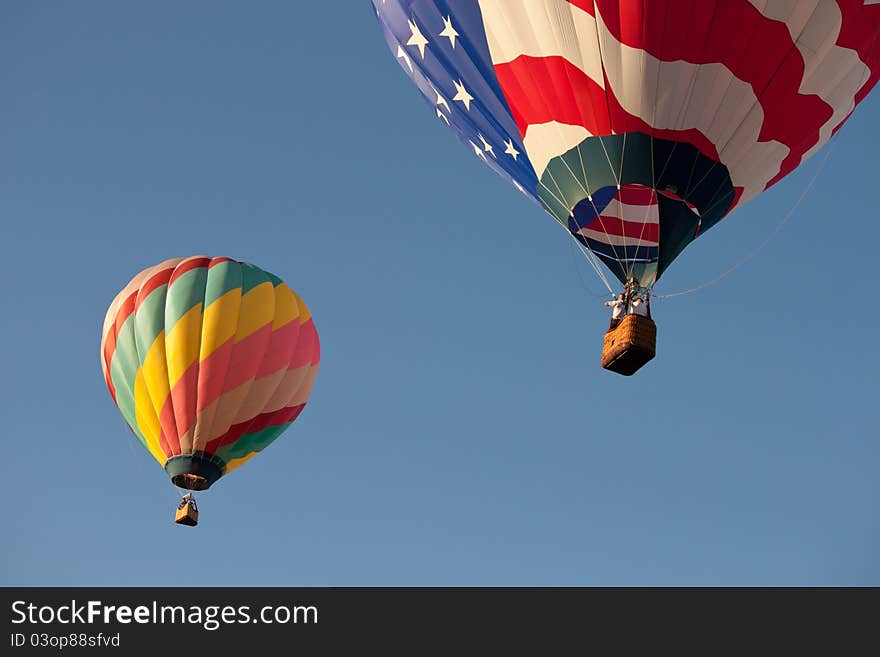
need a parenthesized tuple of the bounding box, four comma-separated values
(2, 1, 878, 586)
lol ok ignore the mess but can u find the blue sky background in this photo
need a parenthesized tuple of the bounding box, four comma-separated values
(2, 2, 877, 586)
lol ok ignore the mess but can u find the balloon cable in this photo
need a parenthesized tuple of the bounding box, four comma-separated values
(566, 228, 614, 297)
(653, 140, 834, 300)
(544, 146, 624, 292)
(537, 168, 615, 294)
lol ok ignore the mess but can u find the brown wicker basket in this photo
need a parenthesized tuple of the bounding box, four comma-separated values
(601, 314, 657, 376)
(174, 501, 199, 527)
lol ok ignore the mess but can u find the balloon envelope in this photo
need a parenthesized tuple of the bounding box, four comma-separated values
(100, 256, 320, 490)
(373, 0, 880, 288)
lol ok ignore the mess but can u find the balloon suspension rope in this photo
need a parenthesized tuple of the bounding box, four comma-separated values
(120, 418, 182, 506)
(566, 229, 615, 298)
(653, 140, 834, 300)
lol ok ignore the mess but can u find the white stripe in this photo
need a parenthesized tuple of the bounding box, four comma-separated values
(748, 0, 874, 163)
(478, 0, 793, 202)
(592, 8, 788, 204)
(601, 197, 660, 224)
(478, 0, 604, 87)
(522, 121, 593, 179)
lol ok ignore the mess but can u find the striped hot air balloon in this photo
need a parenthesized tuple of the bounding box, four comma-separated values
(372, 0, 880, 291)
(100, 257, 320, 500)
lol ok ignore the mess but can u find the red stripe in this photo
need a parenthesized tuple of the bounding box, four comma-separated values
(198, 325, 315, 454)
(195, 340, 234, 413)
(134, 267, 173, 311)
(111, 293, 137, 346)
(102, 291, 138, 400)
(169, 365, 198, 455)
(835, 1, 880, 106)
(157, 402, 179, 458)
(496, 55, 743, 214)
(201, 322, 318, 455)
(582, 215, 660, 242)
(101, 310, 125, 401)
(209, 256, 237, 268)
(495, 55, 611, 138)
(256, 319, 301, 377)
(615, 184, 656, 206)
(290, 319, 319, 369)
(153, 309, 318, 454)
(565, 0, 595, 16)
(224, 323, 273, 390)
(194, 322, 274, 412)
(203, 404, 304, 454)
(605, 89, 722, 162)
(169, 257, 211, 286)
(159, 318, 304, 441)
(495, 1, 878, 199)
(593, 0, 835, 190)
(495, 56, 722, 162)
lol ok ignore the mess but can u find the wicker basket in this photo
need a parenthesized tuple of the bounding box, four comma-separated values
(174, 501, 199, 527)
(601, 314, 657, 376)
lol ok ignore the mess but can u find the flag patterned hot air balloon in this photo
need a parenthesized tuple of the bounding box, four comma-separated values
(372, 0, 880, 290)
(100, 257, 320, 499)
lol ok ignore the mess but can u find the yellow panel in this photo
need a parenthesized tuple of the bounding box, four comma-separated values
(291, 291, 312, 323)
(140, 332, 170, 412)
(234, 282, 274, 343)
(133, 370, 168, 465)
(166, 304, 204, 386)
(272, 283, 300, 330)
(199, 288, 241, 361)
(224, 452, 257, 473)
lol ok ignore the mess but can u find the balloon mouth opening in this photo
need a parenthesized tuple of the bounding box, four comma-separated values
(171, 473, 211, 491)
(165, 454, 225, 491)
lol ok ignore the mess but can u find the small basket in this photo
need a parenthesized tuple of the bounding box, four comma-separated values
(601, 314, 657, 376)
(174, 499, 199, 527)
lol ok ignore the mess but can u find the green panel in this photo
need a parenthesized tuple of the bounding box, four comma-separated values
(213, 423, 291, 463)
(164, 453, 226, 489)
(203, 260, 244, 308)
(263, 270, 284, 288)
(618, 133, 654, 184)
(538, 132, 736, 285)
(165, 266, 208, 330)
(133, 285, 167, 362)
(108, 316, 149, 450)
(656, 196, 702, 279)
(240, 263, 272, 295)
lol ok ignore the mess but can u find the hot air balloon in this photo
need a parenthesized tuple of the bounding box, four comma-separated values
(372, 0, 880, 374)
(100, 256, 320, 525)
